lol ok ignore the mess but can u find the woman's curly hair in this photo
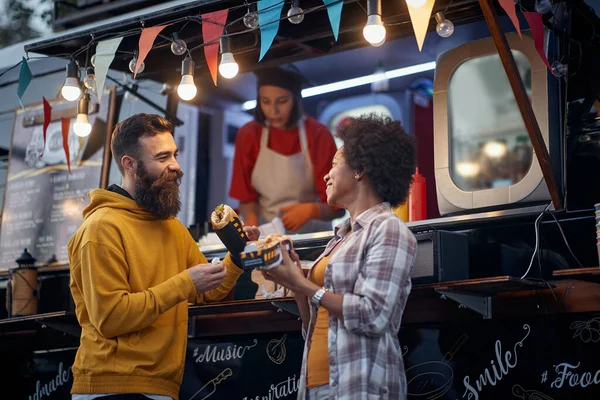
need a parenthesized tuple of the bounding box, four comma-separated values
(337, 113, 416, 207)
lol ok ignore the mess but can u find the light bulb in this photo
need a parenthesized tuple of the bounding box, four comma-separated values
(171, 34, 187, 56)
(219, 52, 239, 79)
(178, 75, 197, 100)
(73, 113, 92, 137)
(435, 12, 455, 38)
(243, 11, 259, 29)
(483, 141, 507, 158)
(83, 67, 95, 90)
(406, 0, 427, 8)
(62, 77, 81, 101)
(535, 0, 552, 14)
(456, 162, 480, 177)
(178, 57, 197, 101)
(287, 6, 304, 24)
(129, 58, 144, 74)
(90, 54, 96, 68)
(363, 15, 386, 45)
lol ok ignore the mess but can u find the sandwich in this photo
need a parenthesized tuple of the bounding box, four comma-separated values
(210, 204, 248, 266)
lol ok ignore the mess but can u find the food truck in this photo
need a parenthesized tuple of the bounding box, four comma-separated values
(0, 0, 599, 398)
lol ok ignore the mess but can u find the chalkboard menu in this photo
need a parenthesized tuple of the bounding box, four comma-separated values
(0, 91, 112, 269)
(8, 313, 600, 399)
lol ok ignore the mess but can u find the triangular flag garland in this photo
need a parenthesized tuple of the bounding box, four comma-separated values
(41, 97, 52, 157)
(523, 12, 551, 69)
(16, 57, 32, 110)
(94, 37, 123, 104)
(498, 0, 522, 39)
(323, 0, 344, 41)
(61, 117, 71, 174)
(201, 9, 229, 86)
(258, 0, 285, 61)
(135, 24, 169, 79)
(407, 0, 436, 51)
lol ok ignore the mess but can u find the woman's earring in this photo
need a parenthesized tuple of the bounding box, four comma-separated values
(354, 173, 360, 180)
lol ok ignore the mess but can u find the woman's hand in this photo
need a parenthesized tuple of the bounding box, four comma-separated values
(242, 225, 261, 241)
(261, 247, 305, 291)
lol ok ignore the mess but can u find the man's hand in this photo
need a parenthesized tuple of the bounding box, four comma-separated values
(280, 203, 320, 231)
(187, 262, 227, 293)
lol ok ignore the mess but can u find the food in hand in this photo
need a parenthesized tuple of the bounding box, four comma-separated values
(210, 204, 248, 266)
(240, 233, 293, 270)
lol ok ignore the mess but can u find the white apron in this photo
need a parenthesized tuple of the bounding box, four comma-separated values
(250, 119, 332, 234)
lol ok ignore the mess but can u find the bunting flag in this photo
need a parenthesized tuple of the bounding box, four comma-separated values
(135, 24, 169, 79)
(41, 97, 52, 157)
(407, 0, 436, 51)
(61, 117, 71, 174)
(201, 9, 229, 86)
(323, 0, 344, 41)
(94, 37, 123, 104)
(498, 0, 522, 39)
(258, 0, 285, 61)
(523, 12, 551, 69)
(16, 56, 32, 110)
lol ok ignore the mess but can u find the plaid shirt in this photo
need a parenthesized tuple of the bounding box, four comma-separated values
(298, 202, 417, 400)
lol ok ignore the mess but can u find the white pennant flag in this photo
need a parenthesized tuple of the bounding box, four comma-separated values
(94, 37, 123, 104)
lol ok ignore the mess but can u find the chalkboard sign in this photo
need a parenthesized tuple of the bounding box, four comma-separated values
(0, 91, 113, 269)
(182, 332, 304, 400)
(7, 313, 600, 399)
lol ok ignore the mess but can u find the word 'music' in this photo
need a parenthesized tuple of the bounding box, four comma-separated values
(28, 362, 71, 400)
(462, 324, 531, 400)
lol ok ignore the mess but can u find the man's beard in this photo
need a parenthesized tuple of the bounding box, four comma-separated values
(134, 161, 184, 220)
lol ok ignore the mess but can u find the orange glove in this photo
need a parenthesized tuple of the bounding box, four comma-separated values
(243, 213, 259, 227)
(280, 203, 320, 232)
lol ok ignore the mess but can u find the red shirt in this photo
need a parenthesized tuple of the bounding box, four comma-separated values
(229, 116, 338, 204)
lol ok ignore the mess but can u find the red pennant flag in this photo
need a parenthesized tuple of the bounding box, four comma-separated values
(61, 117, 71, 174)
(135, 24, 169, 79)
(498, 0, 522, 39)
(523, 12, 551, 69)
(201, 9, 229, 86)
(41, 97, 52, 157)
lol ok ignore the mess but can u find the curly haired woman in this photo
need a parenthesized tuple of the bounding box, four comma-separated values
(262, 114, 418, 400)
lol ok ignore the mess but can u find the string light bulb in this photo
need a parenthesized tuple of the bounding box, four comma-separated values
(73, 93, 92, 137)
(406, 0, 427, 8)
(177, 56, 197, 101)
(363, 0, 386, 46)
(90, 54, 96, 68)
(243, 10, 259, 29)
(435, 12, 455, 38)
(61, 60, 82, 102)
(83, 67, 96, 90)
(129, 56, 144, 74)
(287, 0, 304, 24)
(219, 37, 239, 79)
(170, 33, 187, 56)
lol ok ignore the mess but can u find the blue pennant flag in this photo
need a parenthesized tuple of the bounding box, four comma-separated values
(323, 0, 344, 41)
(258, 0, 285, 61)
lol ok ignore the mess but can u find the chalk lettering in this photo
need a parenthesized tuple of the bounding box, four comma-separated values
(462, 324, 530, 400)
(28, 362, 71, 400)
(242, 375, 299, 400)
(550, 362, 600, 389)
(194, 339, 258, 363)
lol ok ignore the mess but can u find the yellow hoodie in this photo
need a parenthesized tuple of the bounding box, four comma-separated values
(67, 188, 242, 399)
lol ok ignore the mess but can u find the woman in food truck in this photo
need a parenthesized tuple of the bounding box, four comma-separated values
(229, 67, 343, 233)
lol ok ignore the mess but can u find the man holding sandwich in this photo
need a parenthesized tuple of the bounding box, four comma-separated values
(67, 113, 259, 400)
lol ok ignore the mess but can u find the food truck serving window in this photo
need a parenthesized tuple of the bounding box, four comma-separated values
(448, 51, 534, 192)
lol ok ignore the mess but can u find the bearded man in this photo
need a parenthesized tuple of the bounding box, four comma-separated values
(67, 114, 259, 400)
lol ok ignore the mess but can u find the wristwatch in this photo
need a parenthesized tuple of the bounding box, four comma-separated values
(311, 287, 328, 308)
